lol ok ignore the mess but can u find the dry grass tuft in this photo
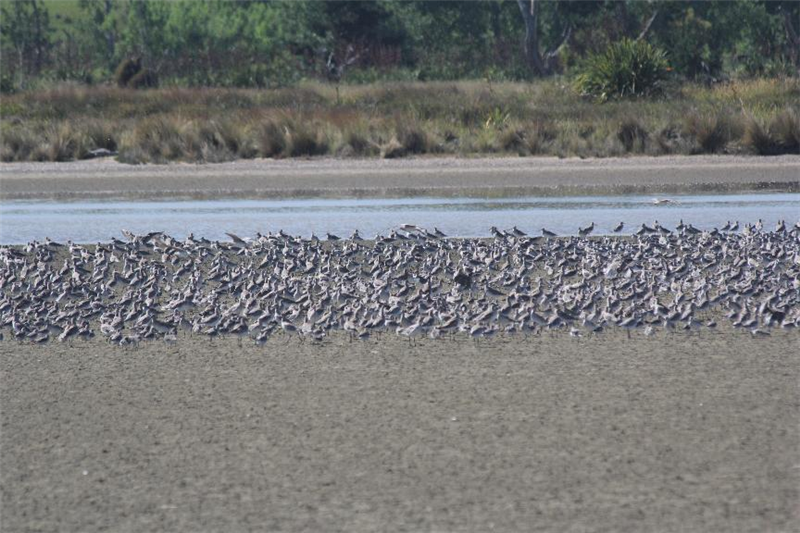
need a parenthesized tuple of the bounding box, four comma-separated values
(254, 121, 287, 158)
(380, 137, 406, 159)
(683, 113, 737, 154)
(770, 108, 800, 153)
(742, 118, 779, 155)
(342, 127, 378, 156)
(498, 122, 557, 156)
(617, 118, 648, 153)
(523, 122, 558, 155)
(2, 80, 798, 162)
(285, 122, 329, 157)
(0, 126, 38, 161)
(396, 124, 429, 155)
(119, 116, 185, 163)
(45, 123, 87, 161)
(498, 128, 526, 154)
(82, 119, 118, 152)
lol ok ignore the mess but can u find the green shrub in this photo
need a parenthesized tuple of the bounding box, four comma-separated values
(575, 39, 669, 102)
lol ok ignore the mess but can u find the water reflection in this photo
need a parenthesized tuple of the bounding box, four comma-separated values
(1, 193, 798, 243)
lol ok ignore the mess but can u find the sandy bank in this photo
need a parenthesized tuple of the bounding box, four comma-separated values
(2, 155, 799, 201)
(1, 332, 798, 533)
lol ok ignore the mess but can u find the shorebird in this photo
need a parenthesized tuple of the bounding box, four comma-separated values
(541, 228, 557, 237)
(2, 220, 797, 348)
(578, 222, 595, 236)
(225, 232, 247, 246)
(399, 224, 423, 233)
(613, 222, 624, 233)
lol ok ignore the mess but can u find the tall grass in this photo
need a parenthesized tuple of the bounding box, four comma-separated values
(1, 79, 798, 163)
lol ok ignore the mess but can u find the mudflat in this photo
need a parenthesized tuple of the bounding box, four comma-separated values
(1, 155, 799, 201)
(2, 330, 798, 533)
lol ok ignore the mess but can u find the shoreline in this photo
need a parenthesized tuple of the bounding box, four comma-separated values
(2, 155, 799, 201)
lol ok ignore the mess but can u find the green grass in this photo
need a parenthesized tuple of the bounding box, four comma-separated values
(1, 78, 798, 163)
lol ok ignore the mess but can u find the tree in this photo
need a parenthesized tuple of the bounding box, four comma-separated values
(79, 0, 117, 65)
(516, 0, 571, 76)
(0, 0, 51, 77)
(774, 1, 800, 72)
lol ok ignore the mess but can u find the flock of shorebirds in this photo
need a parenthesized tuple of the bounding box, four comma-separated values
(0, 219, 798, 346)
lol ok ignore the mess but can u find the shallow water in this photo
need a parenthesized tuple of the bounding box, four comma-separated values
(1, 192, 797, 243)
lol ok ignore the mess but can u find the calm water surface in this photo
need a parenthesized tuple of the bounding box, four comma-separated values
(1, 193, 798, 244)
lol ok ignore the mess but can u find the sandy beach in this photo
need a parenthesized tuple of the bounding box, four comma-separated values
(1, 331, 798, 533)
(2, 155, 799, 201)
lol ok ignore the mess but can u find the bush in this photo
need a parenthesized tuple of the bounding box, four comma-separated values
(575, 39, 669, 102)
(114, 58, 142, 88)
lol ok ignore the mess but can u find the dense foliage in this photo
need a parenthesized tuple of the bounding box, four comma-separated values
(0, 0, 799, 92)
(575, 39, 669, 101)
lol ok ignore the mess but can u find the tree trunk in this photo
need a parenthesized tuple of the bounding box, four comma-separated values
(105, 0, 115, 62)
(516, 0, 548, 76)
(782, 7, 800, 70)
(31, 0, 45, 74)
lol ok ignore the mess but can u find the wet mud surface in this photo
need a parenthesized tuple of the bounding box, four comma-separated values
(2, 332, 798, 533)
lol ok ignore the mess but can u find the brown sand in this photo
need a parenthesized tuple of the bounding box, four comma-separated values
(1, 155, 799, 201)
(2, 330, 798, 533)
